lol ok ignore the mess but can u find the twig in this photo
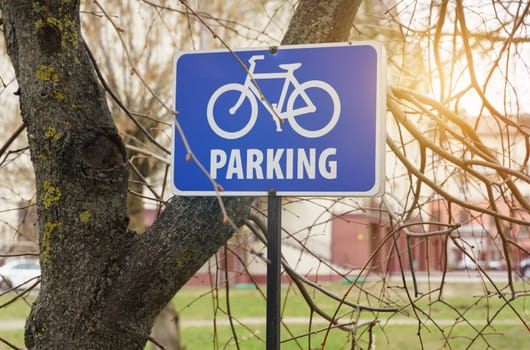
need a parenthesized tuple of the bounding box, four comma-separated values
(0, 124, 25, 160)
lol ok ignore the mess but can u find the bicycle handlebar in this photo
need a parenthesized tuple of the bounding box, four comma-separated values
(248, 55, 265, 62)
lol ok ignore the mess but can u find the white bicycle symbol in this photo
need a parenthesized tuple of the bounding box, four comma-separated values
(207, 54, 341, 139)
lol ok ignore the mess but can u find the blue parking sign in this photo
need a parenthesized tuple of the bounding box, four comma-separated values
(172, 42, 385, 196)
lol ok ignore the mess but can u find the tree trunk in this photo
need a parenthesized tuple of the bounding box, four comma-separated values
(0, 0, 361, 348)
(282, 0, 362, 45)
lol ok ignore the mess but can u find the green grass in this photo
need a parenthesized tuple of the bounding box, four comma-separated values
(0, 329, 24, 348)
(177, 323, 529, 350)
(0, 282, 528, 349)
(173, 282, 530, 322)
(171, 282, 529, 349)
(1, 323, 526, 350)
(0, 294, 34, 320)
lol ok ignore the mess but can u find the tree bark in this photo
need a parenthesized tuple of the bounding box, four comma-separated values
(0, 0, 361, 348)
(282, 0, 362, 45)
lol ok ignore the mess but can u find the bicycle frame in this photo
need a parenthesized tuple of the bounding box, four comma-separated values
(231, 55, 317, 131)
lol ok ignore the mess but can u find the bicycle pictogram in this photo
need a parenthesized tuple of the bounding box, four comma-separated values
(207, 55, 341, 139)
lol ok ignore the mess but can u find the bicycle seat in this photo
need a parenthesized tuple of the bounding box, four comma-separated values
(279, 63, 302, 71)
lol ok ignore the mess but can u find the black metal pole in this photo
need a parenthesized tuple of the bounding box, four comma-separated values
(266, 190, 281, 350)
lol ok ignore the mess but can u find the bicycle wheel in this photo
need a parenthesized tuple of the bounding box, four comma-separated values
(286, 80, 341, 138)
(207, 83, 258, 139)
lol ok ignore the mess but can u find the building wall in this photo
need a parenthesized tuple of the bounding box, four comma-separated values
(330, 213, 447, 273)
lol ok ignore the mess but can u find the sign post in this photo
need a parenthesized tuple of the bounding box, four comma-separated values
(173, 42, 385, 350)
(267, 190, 281, 350)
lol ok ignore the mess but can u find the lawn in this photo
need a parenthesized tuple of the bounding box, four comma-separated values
(0, 293, 33, 320)
(1, 323, 526, 349)
(172, 281, 530, 323)
(177, 323, 529, 350)
(171, 280, 529, 349)
(0, 281, 528, 349)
